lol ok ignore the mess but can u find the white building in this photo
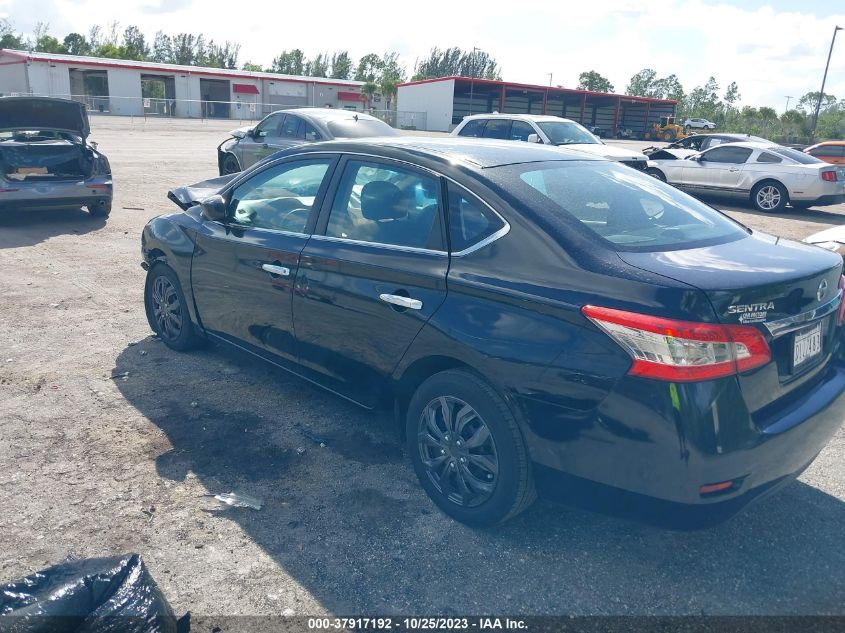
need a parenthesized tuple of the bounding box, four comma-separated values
(0, 49, 365, 119)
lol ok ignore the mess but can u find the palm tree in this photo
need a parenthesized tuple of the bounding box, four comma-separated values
(380, 78, 397, 112)
(361, 81, 378, 112)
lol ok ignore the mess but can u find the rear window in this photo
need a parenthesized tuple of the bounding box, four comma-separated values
(326, 118, 397, 138)
(506, 162, 747, 252)
(770, 147, 823, 164)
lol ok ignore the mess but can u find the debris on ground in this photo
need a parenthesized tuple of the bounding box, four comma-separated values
(208, 492, 263, 510)
(301, 428, 330, 446)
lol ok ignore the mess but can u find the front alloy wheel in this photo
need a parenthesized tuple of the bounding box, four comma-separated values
(144, 263, 203, 351)
(151, 275, 183, 341)
(418, 396, 499, 508)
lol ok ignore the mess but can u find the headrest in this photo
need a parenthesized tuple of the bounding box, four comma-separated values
(361, 181, 405, 220)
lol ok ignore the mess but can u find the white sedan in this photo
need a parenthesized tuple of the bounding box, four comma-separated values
(683, 117, 717, 130)
(645, 141, 845, 213)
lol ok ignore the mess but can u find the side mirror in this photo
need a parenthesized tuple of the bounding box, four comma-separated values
(689, 155, 701, 162)
(200, 194, 228, 222)
(527, 133, 542, 144)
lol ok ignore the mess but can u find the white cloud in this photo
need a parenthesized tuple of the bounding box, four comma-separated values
(2, 0, 844, 109)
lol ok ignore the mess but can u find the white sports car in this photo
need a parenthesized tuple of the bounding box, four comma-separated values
(645, 141, 845, 213)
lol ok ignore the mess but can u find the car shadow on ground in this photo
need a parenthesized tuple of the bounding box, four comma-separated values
(113, 337, 845, 615)
(0, 208, 107, 249)
(711, 198, 845, 226)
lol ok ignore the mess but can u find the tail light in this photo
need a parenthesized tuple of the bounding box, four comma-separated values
(582, 305, 771, 382)
(821, 170, 837, 182)
(838, 276, 845, 326)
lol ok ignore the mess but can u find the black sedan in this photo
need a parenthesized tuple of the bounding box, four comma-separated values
(142, 138, 845, 526)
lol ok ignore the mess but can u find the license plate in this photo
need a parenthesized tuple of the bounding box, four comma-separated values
(793, 322, 823, 369)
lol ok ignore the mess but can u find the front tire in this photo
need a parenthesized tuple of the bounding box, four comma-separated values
(144, 263, 203, 351)
(751, 181, 788, 213)
(222, 153, 241, 175)
(646, 167, 666, 182)
(406, 370, 536, 527)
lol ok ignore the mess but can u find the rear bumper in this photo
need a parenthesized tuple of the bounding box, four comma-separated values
(0, 177, 112, 210)
(522, 360, 845, 510)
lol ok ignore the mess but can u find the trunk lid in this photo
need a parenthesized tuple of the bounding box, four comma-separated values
(0, 97, 89, 138)
(618, 232, 843, 414)
(167, 174, 237, 210)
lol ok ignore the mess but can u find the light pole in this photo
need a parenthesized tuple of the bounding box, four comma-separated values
(547, 73, 553, 87)
(784, 95, 792, 112)
(811, 25, 842, 142)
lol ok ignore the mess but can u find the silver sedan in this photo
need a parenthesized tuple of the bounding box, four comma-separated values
(217, 108, 398, 174)
(645, 141, 845, 213)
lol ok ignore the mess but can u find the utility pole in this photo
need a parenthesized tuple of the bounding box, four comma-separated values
(811, 26, 842, 142)
(547, 73, 553, 87)
(784, 95, 792, 112)
(469, 46, 480, 116)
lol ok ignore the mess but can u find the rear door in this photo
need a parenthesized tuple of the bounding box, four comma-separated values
(190, 155, 337, 362)
(292, 156, 449, 406)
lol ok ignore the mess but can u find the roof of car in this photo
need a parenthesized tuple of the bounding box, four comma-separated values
(275, 107, 383, 123)
(296, 136, 604, 168)
(461, 113, 575, 124)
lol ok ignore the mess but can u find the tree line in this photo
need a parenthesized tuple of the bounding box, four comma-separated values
(577, 68, 844, 141)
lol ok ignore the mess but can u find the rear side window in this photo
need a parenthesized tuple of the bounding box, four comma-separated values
(447, 182, 506, 252)
(701, 146, 752, 164)
(304, 122, 322, 141)
(509, 161, 747, 252)
(810, 145, 845, 157)
(280, 115, 304, 139)
(757, 152, 782, 163)
(482, 119, 511, 140)
(458, 119, 486, 137)
(325, 160, 442, 250)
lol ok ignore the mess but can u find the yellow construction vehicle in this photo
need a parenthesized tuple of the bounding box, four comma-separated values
(643, 116, 687, 142)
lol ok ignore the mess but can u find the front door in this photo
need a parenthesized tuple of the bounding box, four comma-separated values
(292, 157, 449, 407)
(682, 145, 753, 193)
(239, 112, 284, 169)
(190, 156, 337, 362)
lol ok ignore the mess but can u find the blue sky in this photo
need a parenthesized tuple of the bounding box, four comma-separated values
(1, 0, 844, 110)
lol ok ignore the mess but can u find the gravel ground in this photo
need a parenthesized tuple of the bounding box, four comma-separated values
(1, 116, 843, 618)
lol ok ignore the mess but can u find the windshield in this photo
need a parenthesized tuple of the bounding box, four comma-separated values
(537, 121, 600, 146)
(326, 118, 398, 139)
(505, 161, 748, 252)
(770, 146, 823, 165)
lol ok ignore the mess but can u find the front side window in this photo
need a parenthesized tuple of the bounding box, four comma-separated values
(458, 119, 486, 137)
(280, 115, 304, 139)
(506, 161, 747, 252)
(510, 120, 536, 142)
(325, 160, 441, 249)
(229, 160, 331, 233)
(447, 182, 505, 252)
(482, 119, 511, 140)
(254, 113, 283, 139)
(700, 146, 752, 164)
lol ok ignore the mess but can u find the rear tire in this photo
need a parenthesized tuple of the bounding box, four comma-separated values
(87, 200, 111, 217)
(751, 181, 788, 213)
(144, 263, 204, 351)
(406, 370, 536, 527)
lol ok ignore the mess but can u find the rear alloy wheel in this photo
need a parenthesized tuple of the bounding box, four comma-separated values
(222, 154, 241, 175)
(406, 370, 536, 526)
(752, 181, 788, 213)
(144, 263, 203, 351)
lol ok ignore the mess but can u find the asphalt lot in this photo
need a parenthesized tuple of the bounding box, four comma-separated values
(1, 116, 844, 618)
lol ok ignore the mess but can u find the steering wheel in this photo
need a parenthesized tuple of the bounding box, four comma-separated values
(278, 207, 310, 231)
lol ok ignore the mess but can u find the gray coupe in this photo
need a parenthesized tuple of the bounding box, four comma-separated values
(217, 108, 397, 174)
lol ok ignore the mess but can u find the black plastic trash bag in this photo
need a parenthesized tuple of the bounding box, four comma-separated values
(0, 554, 181, 633)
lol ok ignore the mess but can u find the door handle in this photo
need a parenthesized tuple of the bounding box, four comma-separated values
(262, 263, 290, 277)
(729, 167, 740, 172)
(379, 293, 423, 310)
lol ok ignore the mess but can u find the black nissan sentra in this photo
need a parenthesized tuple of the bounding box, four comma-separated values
(141, 137, 845, 526)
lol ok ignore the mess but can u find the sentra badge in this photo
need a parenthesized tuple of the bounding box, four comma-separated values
(727, 302, 774, 324)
